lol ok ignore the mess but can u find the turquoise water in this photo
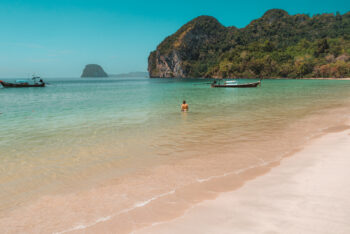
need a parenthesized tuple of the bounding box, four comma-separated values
(1, 77, 350, 214)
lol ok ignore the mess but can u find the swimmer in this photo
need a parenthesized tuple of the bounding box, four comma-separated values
(181, 100, 189, 112)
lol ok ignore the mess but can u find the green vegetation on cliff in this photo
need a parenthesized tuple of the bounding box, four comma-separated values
(148, 9, 350, 78)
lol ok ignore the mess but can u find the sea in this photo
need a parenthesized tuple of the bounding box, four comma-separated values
(1, 77, 350, 233)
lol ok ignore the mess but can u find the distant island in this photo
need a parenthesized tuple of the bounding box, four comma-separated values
(81, 64, 108, 78)
(109, 72, 149, 78)
(148, 9, 350, 78)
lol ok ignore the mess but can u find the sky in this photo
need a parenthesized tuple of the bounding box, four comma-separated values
(0, 0, 349, 78)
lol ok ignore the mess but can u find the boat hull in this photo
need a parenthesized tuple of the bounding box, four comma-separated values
(211, 81, 261, 88)
(0, 81, 45, 88)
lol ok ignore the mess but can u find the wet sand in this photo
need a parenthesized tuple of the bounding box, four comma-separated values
(1, 114, 350, 234)
(136, 126, 350, 234)
(1, 90, 350, 234)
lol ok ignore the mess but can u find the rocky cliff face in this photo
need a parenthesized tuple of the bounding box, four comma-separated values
(81, 64, 108, 78)
(148, 9, 350, 78)
(148, 50, 184, 78)
(148, 16, 227, 78)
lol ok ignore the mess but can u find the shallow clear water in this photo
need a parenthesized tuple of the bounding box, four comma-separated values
(1, 77, 350, 227)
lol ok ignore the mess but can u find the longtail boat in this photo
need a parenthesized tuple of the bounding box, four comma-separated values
(211, 80, 261, 88)
(0, 76, 45, 88)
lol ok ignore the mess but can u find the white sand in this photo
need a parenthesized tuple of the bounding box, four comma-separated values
(136, 128, 350, 234)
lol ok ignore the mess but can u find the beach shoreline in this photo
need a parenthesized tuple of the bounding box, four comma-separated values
(135, 123, 350, 234)
(60, 114, 350, 234)
(1, 79, 350, 234)
(1, 113, 350, 234)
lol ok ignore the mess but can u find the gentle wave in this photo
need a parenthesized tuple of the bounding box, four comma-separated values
(55, 190, 176, 234)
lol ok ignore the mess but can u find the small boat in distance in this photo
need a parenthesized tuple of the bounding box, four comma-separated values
(211, 80, 261, 88)
(0, 76, 45, 88)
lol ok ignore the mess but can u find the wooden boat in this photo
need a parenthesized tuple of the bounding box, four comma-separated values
(0, 77, 45, 88)
(211, 80, 261, 88)
(0, 81, 45, 88)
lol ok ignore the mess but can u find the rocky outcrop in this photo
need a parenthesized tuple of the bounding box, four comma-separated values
(148, 16, 227, 78)
(81, 64, 108, 78)
(148, 9, 350, 78)
(148, 50, 185, 78)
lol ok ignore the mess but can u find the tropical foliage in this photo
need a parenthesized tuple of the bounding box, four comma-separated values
(149, 9, 350, 78)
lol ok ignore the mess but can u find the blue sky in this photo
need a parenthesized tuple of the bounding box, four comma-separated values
(0, 0, 349, 78)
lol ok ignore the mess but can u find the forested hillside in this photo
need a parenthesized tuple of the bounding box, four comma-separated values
(148, 9, 350, 78)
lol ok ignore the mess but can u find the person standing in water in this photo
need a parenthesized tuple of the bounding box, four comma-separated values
(181, 100, 189, 112)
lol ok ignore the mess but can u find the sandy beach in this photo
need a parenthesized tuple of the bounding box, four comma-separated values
(136, 125, 350, 234)
(1, 79, 350, 234)
(1, 2, 350, 233)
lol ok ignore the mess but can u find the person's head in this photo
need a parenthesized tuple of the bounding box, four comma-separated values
(183, 100, 186, 104)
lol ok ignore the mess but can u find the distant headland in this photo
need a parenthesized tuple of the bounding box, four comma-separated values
(81, 64, 148, 78)
(148, 9, 350, 78)
(109, 72, 149, 78)
(81, 64, 108, 78)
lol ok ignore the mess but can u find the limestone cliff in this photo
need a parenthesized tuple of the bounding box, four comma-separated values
(148, 50, 185, 78)
(148, 9, 350, 78)
(148, 16, 227, 78)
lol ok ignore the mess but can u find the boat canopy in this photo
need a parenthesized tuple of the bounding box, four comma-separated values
(224, 80, 237, 84)
(15, 80, 30, 84)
